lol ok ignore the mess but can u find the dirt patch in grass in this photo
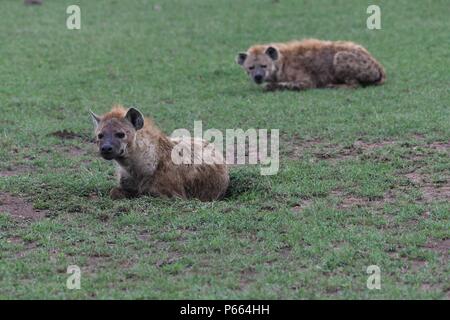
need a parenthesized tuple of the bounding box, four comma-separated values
(15, 241, 39, 258)
(284, 137, 396, 162)
(283, 136, 328, 160)
(420, 283, 443, 295)
(48, 130, 93, 143)
(0, 165, 34, 177)
(424, 238, 450, 260)
(54, 144, 95, 158)
(428, 141, 450, 152)
(292, 190, 397, 212)
(0, 192, 46, 220)
(49, 129, 84, 140)
(313, 140, 396, 162)
(334, 193, 370, 209)
(239, 266, 257, 288)
(87, 253, 112, 267)
(66, 146, 86, 157)
(156, 255, 182, 268)
(285, 136, 449, 163)
(405, 172, 450, 202)
(331, 190, 396, 210)
(291, 199, 313, 213)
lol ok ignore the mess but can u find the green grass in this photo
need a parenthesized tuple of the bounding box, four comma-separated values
(0, 0, 449, 299)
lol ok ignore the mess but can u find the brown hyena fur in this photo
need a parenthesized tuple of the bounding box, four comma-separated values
(90, 106, 229, 201)
(236, 39, 386, 91)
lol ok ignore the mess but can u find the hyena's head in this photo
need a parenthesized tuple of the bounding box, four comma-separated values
(90, 107, 144, 160)
(236, 46, 279, 84)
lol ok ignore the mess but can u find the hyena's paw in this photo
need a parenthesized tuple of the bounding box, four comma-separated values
(325, 82, 359, 89)
(263, 82, 279, 91)
(265, 82, 309, 91)
(109, 187, 128, 200)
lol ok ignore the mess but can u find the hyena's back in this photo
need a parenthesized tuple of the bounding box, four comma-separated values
(276, 39, 386, 87)
(332, 41, 386, 85)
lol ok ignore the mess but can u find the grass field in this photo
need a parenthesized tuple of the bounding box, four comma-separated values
(0, 0, 449, 299)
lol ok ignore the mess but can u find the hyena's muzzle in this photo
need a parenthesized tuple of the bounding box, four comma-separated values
(98, 131, 125, 160)
(250, 67, 266, 84)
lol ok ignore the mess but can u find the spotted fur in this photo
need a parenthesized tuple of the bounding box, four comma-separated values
(237, 39, 386, 91)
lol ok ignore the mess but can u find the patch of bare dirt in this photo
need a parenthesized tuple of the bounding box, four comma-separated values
(285, 136, 449, 164)
(15, 241, 39, 258)
(48, 130, 93, 143)
(429, 141, 450, 152)
(336, 194, 370, 209)
(424, 239, 450, 260)
(0, 192, 46, 220)
(405, 172, 450, 202)
(67, 146, 86, 157)
(388, 251, 430, 273)
(317, 140, 396, 162)
(399, 260, 429, 274)
(55, 144, 90, 157)
(6, 236, 23, 244)
(283, 137, 328, 160)
(73, 253, 113, 274)
(291, 199, 313, 213)
(331, 190, 396, 210)
(353, 139, 396, 150)
(420, 283, 442, 294)
(0, 165, 34, 177)
(284, 137, 396, 162)
(239, 265, 257, 286)
(49, 129, 84, 140)
(156, 255, 181, 268)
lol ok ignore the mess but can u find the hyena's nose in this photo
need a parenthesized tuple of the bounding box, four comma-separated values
(101, 144, 113, 154)
(254, 74, 263, 83)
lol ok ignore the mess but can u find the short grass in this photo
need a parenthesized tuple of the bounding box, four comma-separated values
(0, 0, 449, 299)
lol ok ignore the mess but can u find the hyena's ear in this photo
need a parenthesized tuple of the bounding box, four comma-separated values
(125, 107, 144, 130)
(89, 110, 101, 128)
(265, 46, 278, 60)
(236, 52, 247, 65)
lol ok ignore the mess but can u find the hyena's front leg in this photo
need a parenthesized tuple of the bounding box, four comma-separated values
(264, 81, 314, 91)
(110, 170, 139, 200)
(325, 81, 359, 89)
(110, 187, 131, 200)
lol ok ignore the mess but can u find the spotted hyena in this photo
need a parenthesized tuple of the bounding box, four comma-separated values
(90, 106, 229, 201)
(236, 39, 386, 91)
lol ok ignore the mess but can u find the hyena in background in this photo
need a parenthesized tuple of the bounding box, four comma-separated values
(236, 39, 386, 91)
(90, 106, 229, 201)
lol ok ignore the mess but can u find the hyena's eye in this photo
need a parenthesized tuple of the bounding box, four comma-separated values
(249, 66, 255, 70)
(98, 133, 104, 139)
(261, 65, 267, 68)
(115, 132, 125, 139)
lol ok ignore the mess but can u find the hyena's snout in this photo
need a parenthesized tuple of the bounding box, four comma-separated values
(99, 138, 123, 160)
(100, 143, 114, 159)
(250, 68, 266, 84)
(253, 73, 264, 84)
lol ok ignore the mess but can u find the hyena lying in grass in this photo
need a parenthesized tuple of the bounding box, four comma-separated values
(236, 39, 386, 91)
(90, 106, 229, 201)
